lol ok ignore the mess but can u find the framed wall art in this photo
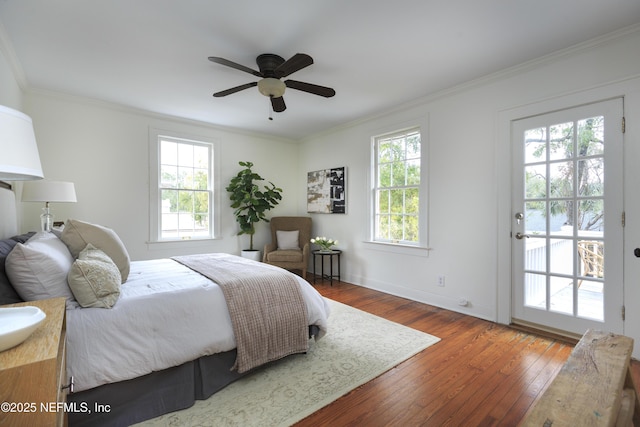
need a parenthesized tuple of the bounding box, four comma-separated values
(307, 166, 346, 214)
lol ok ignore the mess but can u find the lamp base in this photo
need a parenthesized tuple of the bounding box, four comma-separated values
(40, 207, 54, 232)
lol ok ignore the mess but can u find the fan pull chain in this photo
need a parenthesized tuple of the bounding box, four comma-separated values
(268, 99, 273, 121)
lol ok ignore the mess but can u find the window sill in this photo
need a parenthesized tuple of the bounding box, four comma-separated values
(146, 237, 221, 251)
(363, 241, 431, 257)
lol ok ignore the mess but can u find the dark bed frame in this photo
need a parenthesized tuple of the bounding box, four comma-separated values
(68, 323, 320, 426)
(68, 349, 245, 426)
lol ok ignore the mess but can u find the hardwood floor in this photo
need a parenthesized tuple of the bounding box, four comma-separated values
(296, 277, 640, 427)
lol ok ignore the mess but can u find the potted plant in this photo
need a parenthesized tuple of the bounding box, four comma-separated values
(226, 161, 282, 260)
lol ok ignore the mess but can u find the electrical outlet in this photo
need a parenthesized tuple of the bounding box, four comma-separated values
(437, 275, 445, 287)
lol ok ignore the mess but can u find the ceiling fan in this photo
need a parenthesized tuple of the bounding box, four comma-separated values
(208, 53, 335, 113)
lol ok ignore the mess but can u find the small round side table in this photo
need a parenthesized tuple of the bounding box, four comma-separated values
(312, 249, 342, 286)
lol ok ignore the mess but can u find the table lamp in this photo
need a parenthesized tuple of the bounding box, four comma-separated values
(22, 180, 77, 231)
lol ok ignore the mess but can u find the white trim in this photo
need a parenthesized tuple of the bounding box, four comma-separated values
(348, 272, 494, 321)
(368, 115, 430, 255)
(363, 240, 431, 257)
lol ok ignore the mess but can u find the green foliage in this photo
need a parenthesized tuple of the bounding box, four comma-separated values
(160, 160, 210, 233)
(524, 116, 604, 231)
(375, 131, 421, 243)
(226, 161, 282, 250)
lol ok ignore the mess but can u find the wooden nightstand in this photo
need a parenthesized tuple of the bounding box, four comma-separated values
(0, 297, 69, 427)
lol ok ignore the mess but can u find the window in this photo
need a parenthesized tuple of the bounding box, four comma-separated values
(150, 131, 217, 242)
(372, 128, 422, 245)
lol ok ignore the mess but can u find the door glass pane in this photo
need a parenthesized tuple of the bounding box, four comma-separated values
(549, 238, 572, 275)
(577, 158, 603, 197)
(525, 201, 546, 234)
(577, 117, 604, 157)
(578, 279, 603, 321)
(525, 164, 546, 199)
(524, 273, 546, 308)
(549, 122, 573, 161)
(525, 237, 546, 272)
(549, 275, 573, 315)
(577, 240, 604, 279)
(549, 161, 573, 198)
(550, 204, 572, 236)
(524, 128, 546, 164)
(578, 199, 604, 236)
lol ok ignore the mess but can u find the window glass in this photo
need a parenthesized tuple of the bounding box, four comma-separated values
(373, 128, 421, 244)
(157, 136, 213, 240)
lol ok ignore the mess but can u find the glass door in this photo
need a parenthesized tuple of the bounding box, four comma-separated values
(511, 99, 624, 335)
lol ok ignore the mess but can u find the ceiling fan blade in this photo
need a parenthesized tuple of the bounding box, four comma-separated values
(271, 96, 286, 112)
(213, 82, 257, 97)
(285, 80, 336, 98)
(274, 54, 313, 78)
(208, 57, 262, 77)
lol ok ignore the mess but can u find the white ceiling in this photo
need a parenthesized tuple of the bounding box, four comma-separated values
(1, 1, 639, 140)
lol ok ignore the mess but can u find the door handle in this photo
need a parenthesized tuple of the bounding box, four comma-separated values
(515, 232, 529, 240)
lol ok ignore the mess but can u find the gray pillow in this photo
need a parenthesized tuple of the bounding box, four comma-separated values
(0, 233, 34, 305)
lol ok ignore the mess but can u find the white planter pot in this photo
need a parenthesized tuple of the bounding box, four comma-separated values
(241, 250, 262, 262)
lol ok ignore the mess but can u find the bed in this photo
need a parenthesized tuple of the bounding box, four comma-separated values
(0, 186, 330, 426)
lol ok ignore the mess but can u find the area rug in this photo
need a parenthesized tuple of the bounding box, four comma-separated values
(136, 299, 440, 427)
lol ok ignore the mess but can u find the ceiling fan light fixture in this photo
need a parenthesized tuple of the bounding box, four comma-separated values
(257, 78, 285, 98)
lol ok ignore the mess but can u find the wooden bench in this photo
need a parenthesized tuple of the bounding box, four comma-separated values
(520, 329, 639, 427)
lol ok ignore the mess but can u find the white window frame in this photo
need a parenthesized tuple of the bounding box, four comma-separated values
(148, 128, 220, 244)
(367, 123, 429, 256)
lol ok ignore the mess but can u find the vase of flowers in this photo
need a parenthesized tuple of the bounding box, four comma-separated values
(311, 236, 338, 252)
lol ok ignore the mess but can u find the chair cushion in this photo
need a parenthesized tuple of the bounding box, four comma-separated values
(266, 249, 303, 263)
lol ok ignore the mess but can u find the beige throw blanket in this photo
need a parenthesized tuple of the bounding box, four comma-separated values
(172, 253, 309, 373)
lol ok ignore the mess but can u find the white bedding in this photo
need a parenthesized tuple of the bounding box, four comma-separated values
(66, 257, 330, 392)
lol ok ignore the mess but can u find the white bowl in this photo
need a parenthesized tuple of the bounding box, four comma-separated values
(0, 306, 47, 352)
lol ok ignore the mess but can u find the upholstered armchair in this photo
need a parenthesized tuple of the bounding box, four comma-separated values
(263, 216, 312, 279)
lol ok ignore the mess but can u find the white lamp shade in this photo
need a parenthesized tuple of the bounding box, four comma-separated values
(0, 105, 44, 180)
(22, 180, 77, 203)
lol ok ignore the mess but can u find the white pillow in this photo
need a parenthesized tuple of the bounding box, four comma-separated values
(60, 219, 130, 283)
(67, 244, 121, 309)
(5, 232, 75, 301)
(276, 230, 300, 250)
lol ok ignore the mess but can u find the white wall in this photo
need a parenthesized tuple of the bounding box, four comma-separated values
(21, 92, 302, 261)
(300, 26, 640, 357)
